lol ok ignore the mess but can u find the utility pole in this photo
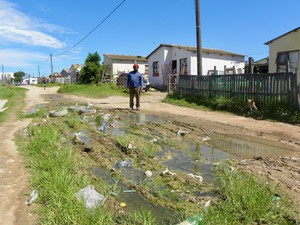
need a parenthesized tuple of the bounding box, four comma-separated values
(50, 53, 53, 76)
(38, 65, 41, 77)
(1, 65, 4, 83)
(195, 0, 202, 75)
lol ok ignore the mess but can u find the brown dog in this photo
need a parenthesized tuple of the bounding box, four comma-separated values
(247, 99, 257, 111)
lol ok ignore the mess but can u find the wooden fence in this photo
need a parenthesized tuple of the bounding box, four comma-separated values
(176, 73, 299, 108)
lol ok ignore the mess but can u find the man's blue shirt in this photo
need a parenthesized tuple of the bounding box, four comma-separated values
(127, 71, 143, 88)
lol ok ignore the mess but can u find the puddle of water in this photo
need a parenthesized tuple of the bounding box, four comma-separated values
(210, 134, 295, 158)
(88, 112, 296, 223)
(91, 167, 179, 224)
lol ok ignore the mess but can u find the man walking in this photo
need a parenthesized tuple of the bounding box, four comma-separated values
(127, 64, 143, 111)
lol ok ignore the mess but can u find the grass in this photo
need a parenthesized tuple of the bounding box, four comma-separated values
(19, 123, 114, 224)
(0, 85, 26, 122)
(165, 91, 300, 124)
(202, 163, 296, 224)
(57, 83, 128, 98)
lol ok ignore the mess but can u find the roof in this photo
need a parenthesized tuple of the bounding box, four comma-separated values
(146, 44, 245, 58)
(265, 27, 300, 45)
(103, 54, 147, 62)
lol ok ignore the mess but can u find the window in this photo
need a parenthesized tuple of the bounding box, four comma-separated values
(276, 51, 299, 73)
(179, 58, 188, 75)
(153, 61, 159, 77)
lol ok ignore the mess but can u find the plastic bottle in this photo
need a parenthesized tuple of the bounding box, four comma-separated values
(99, 122, 106, 131)
(176, 214, 204, 225)
(27, 190, 38, 206)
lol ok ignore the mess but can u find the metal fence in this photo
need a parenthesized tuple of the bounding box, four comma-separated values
(177, 73, 299, 108)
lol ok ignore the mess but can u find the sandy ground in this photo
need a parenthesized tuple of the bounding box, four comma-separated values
(0, 85, 299, 224)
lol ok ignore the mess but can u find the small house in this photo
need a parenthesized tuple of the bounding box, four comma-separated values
(103, 54, 148, 78)
(147, 44, 245, 90)
(265, 26, 300, 74)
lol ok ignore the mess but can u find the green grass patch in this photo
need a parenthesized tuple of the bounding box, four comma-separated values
(203, 163, 296, 224)
(0, 85, 26, 122)
(19, 123, 115, 224)
(165, 91, 300, 124)
(57, 83, 128, 98)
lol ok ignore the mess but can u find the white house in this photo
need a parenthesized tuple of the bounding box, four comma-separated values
(22, 77, 38, 85)
(103, 54, 148, 76)
(147, 44, 245, 89)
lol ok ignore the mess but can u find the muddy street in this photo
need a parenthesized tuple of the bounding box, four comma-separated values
(1, 85, 300, 224)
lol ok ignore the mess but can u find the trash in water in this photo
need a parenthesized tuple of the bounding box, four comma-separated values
(99, 122, 106, 131)
(187, 173, 203, 183)
(123, 190, 136, 193)
(102, 113, 111, 121)
(161, 167, 176, 176)
(120, 202, 127, 207)
(26, 190, 38, 206)
(76, 185, 106, 209)
(110, 123, 117, 128)
(145, 170, 153, 178)
(117, 158, 132, 168)
(177, 130, 189, 136)
(176, 213, 204, 225)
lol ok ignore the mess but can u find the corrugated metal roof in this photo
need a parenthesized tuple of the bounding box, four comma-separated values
(103, 54, 147, 62)
(146, 44, 245, 58)
(265, 27, 300, 45)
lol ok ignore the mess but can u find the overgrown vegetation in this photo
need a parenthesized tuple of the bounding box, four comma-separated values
(165, 91, 300, 124)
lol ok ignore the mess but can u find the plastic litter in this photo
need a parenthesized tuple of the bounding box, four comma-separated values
(99, 122, 106, 131)
(76, 185, 106, 209)
(26, 190, 38, 206)
(177, 130, 189, 136)
(123, 190, 136, 193)
(145, 170, 153, 178)
(176, 214, 204, 225)
(117, 158, 132, 168)
(120, 202, 127, 207)
(187, 173, 203, 183)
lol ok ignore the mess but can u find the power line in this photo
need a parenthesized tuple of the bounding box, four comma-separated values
(53, 0, 127, 57)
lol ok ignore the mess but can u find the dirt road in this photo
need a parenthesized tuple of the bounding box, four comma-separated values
(0, 85, 299, 224)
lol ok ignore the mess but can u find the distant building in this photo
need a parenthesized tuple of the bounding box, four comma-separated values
(103, 54, 148, 76)
(0, 72, 14, 84)
(70, 64, 84, 83)
(22, 77, 38, 85)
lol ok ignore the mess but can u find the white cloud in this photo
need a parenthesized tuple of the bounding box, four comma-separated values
(0, 49, 49, 68)
(0, 0, 66, 48)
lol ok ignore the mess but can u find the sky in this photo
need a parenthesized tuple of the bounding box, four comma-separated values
(1, 0, 300, 77)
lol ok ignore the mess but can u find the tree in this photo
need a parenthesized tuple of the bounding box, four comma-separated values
(14, 71, 25, 82)
(80, 52, 102, 84)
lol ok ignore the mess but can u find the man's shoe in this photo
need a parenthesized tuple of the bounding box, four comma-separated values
(136, 107, 140, 111)
(130, 107, 133, 110)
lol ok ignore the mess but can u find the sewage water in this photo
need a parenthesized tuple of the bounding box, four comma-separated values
(91, 112, 295, 224)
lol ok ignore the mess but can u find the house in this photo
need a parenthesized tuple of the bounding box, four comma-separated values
(103, 54, 148, 78)
(244, 57, 269, 74)
(22, 77, 38, 85)
(61, 68, 70, 77)
(69, 64, 85, 83)
(265, 26, 300, 74)
(0, 72, 14, 84)
(146, 44, 245, 89)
